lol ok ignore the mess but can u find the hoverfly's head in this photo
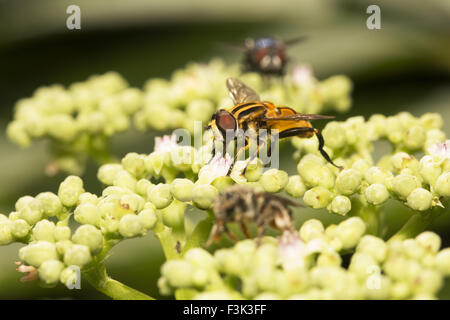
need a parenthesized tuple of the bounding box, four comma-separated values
(210, 110, 237, 138)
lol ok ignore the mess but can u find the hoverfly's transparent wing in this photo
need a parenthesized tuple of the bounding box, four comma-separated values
(284, 35, 307, 47)
(226, 77, 261, 104)
(260, 114, 335, 121)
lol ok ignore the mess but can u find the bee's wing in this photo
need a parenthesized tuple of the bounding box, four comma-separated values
(284, 35, 307, 47)
(265, 193, 302, 207)
(226, 78, 261, 104)
(260, 114, 335, 121)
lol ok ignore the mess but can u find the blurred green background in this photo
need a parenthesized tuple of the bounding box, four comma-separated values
(0, 0, 449, 299)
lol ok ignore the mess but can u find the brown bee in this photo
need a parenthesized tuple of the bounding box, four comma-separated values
(206, 185, 300, 246)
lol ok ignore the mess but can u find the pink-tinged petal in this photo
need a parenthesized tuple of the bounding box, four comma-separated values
(292, 65, 314, 87)
(154, 135, 178, 153)
(278, 230, 306, 270)
(15, 261, 38, 282)
(428, 140, 450, 160)
(197, 153, 233, 184)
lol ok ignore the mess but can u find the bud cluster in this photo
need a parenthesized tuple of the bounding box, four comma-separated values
(159, 218, 450, 299)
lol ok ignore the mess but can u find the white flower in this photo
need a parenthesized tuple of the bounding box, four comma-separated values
(292, 64, 314, 87)
(197, 153, 233, 184)
(15, 261, 38, 283)
(154, 135, 178, 153)
(428, 140, 450, 161)
(278, 230, 306, 270)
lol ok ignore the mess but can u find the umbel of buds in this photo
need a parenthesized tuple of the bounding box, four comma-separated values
(0, 62, 449, 300)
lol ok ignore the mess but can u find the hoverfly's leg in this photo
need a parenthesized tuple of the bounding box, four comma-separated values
(207, 138, 216, 164)
(242, 137, 266, 176)
(240, 221, 252, 239)
(227, 138, 249, 176)
(313, 128, 343, 170)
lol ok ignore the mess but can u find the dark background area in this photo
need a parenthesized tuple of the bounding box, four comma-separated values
(0, 0, 449, 299)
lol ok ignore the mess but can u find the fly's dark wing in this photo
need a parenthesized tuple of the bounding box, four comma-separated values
(226, 78, 261, 104)
(260, 114, 335, 121)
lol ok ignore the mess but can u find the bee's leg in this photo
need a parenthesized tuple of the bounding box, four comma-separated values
(205, 223, 221, 247)
(224, 225, 239, 242)
(240, 221, 252, 239)
(256, 225, 266, 247)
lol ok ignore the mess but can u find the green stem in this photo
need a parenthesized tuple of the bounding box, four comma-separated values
(388, 212, 434, 242)
(154, 219, 179, 260)
(350, 198, 379, 236)
(82, 240, 154, 300)
(181, 210, 214, 256)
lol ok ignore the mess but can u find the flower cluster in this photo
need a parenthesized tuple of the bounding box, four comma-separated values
(6, 72, 143, 174)
(290, 112, 449, 215)
(158, 218, 450, 299)
(6, 59, 352, 174)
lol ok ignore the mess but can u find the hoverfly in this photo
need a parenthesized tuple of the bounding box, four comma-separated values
(205, 78, 342, 175)
(242, 36, 306, 76)
(206, 185, 300, 246)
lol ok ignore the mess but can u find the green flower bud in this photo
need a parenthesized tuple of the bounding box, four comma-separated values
(99, 215, 120, 234)
(351, 159, 371, 175)
(402, 239, 425, 260)
(19, 241, 58, 267)
(211, 176, 235, 192)
(215, 249, 242, 276)
(365, 183, 389, 205)
(412, 269, 442, 295)
(72, 225, 103, 255)
(356, 235, 387, 263)
(419, 156, 442, 186)
(406, 188, 432, 211)
(191, 184, 218, 210)
(317, 250, 342, 267)
(335, 169, 362, 195)
(74, 203, 101, 227)
(135, 179, 154, 197)
(97, 164, 123, 185)
(435, 248, 450, 276)
(8, 211, 20, 221)
(58, 176, 84, 207)
(186, 99, 215, 122)
(38, 260, 64, 285)
(19, 198, 44, 225)
(122, 152, 146, 178)
(78, 192, 98, 205)
(36, 192, 62, 217)
(404, 126, 426, 150)
(119, 214, 145, 238)
(391, 281, 411, 300)
(56, 240, 73, 256)
(161, 260, 193, 287)
(435, 172, 450, 197)
(285, 175, 307, 198)
(415, 232, 441, 253)
(330, 195, 351, 216)
(420, 113, 443, 130)
(148, 183, 173, 209)
(322, 122, 346, 149)
(138, 208, 157, 230)
(113, 170, 137, 191)
(297, 154, 325, 187)
(12, 219, 31, 239)
(60, 266, 80, 288)
(120, 194, 145, 213)
(64, 244, 92, 267)
(259, 169, 289, 193)
(145, 152, 165, 176)
(184, 248, 216, 270)
(242, 160, 263, 182)
(32, 220, 56, 242)
(336, 217, 366, 250)
(303, 186, 332, 209)
(364, 167, 393, 188)
(349, 252, 378, 280)
(170, 178, 194, 202)
(0, 221, 13, 245)
(6, 121, 31, 147)
(299, 219, 324, 242)
(15, 196, 34, 212)
(391, 152, 419, 174)
(392, 174, 421, 200)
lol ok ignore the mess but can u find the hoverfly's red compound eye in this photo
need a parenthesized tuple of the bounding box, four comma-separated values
(216, 110, 237, 133)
